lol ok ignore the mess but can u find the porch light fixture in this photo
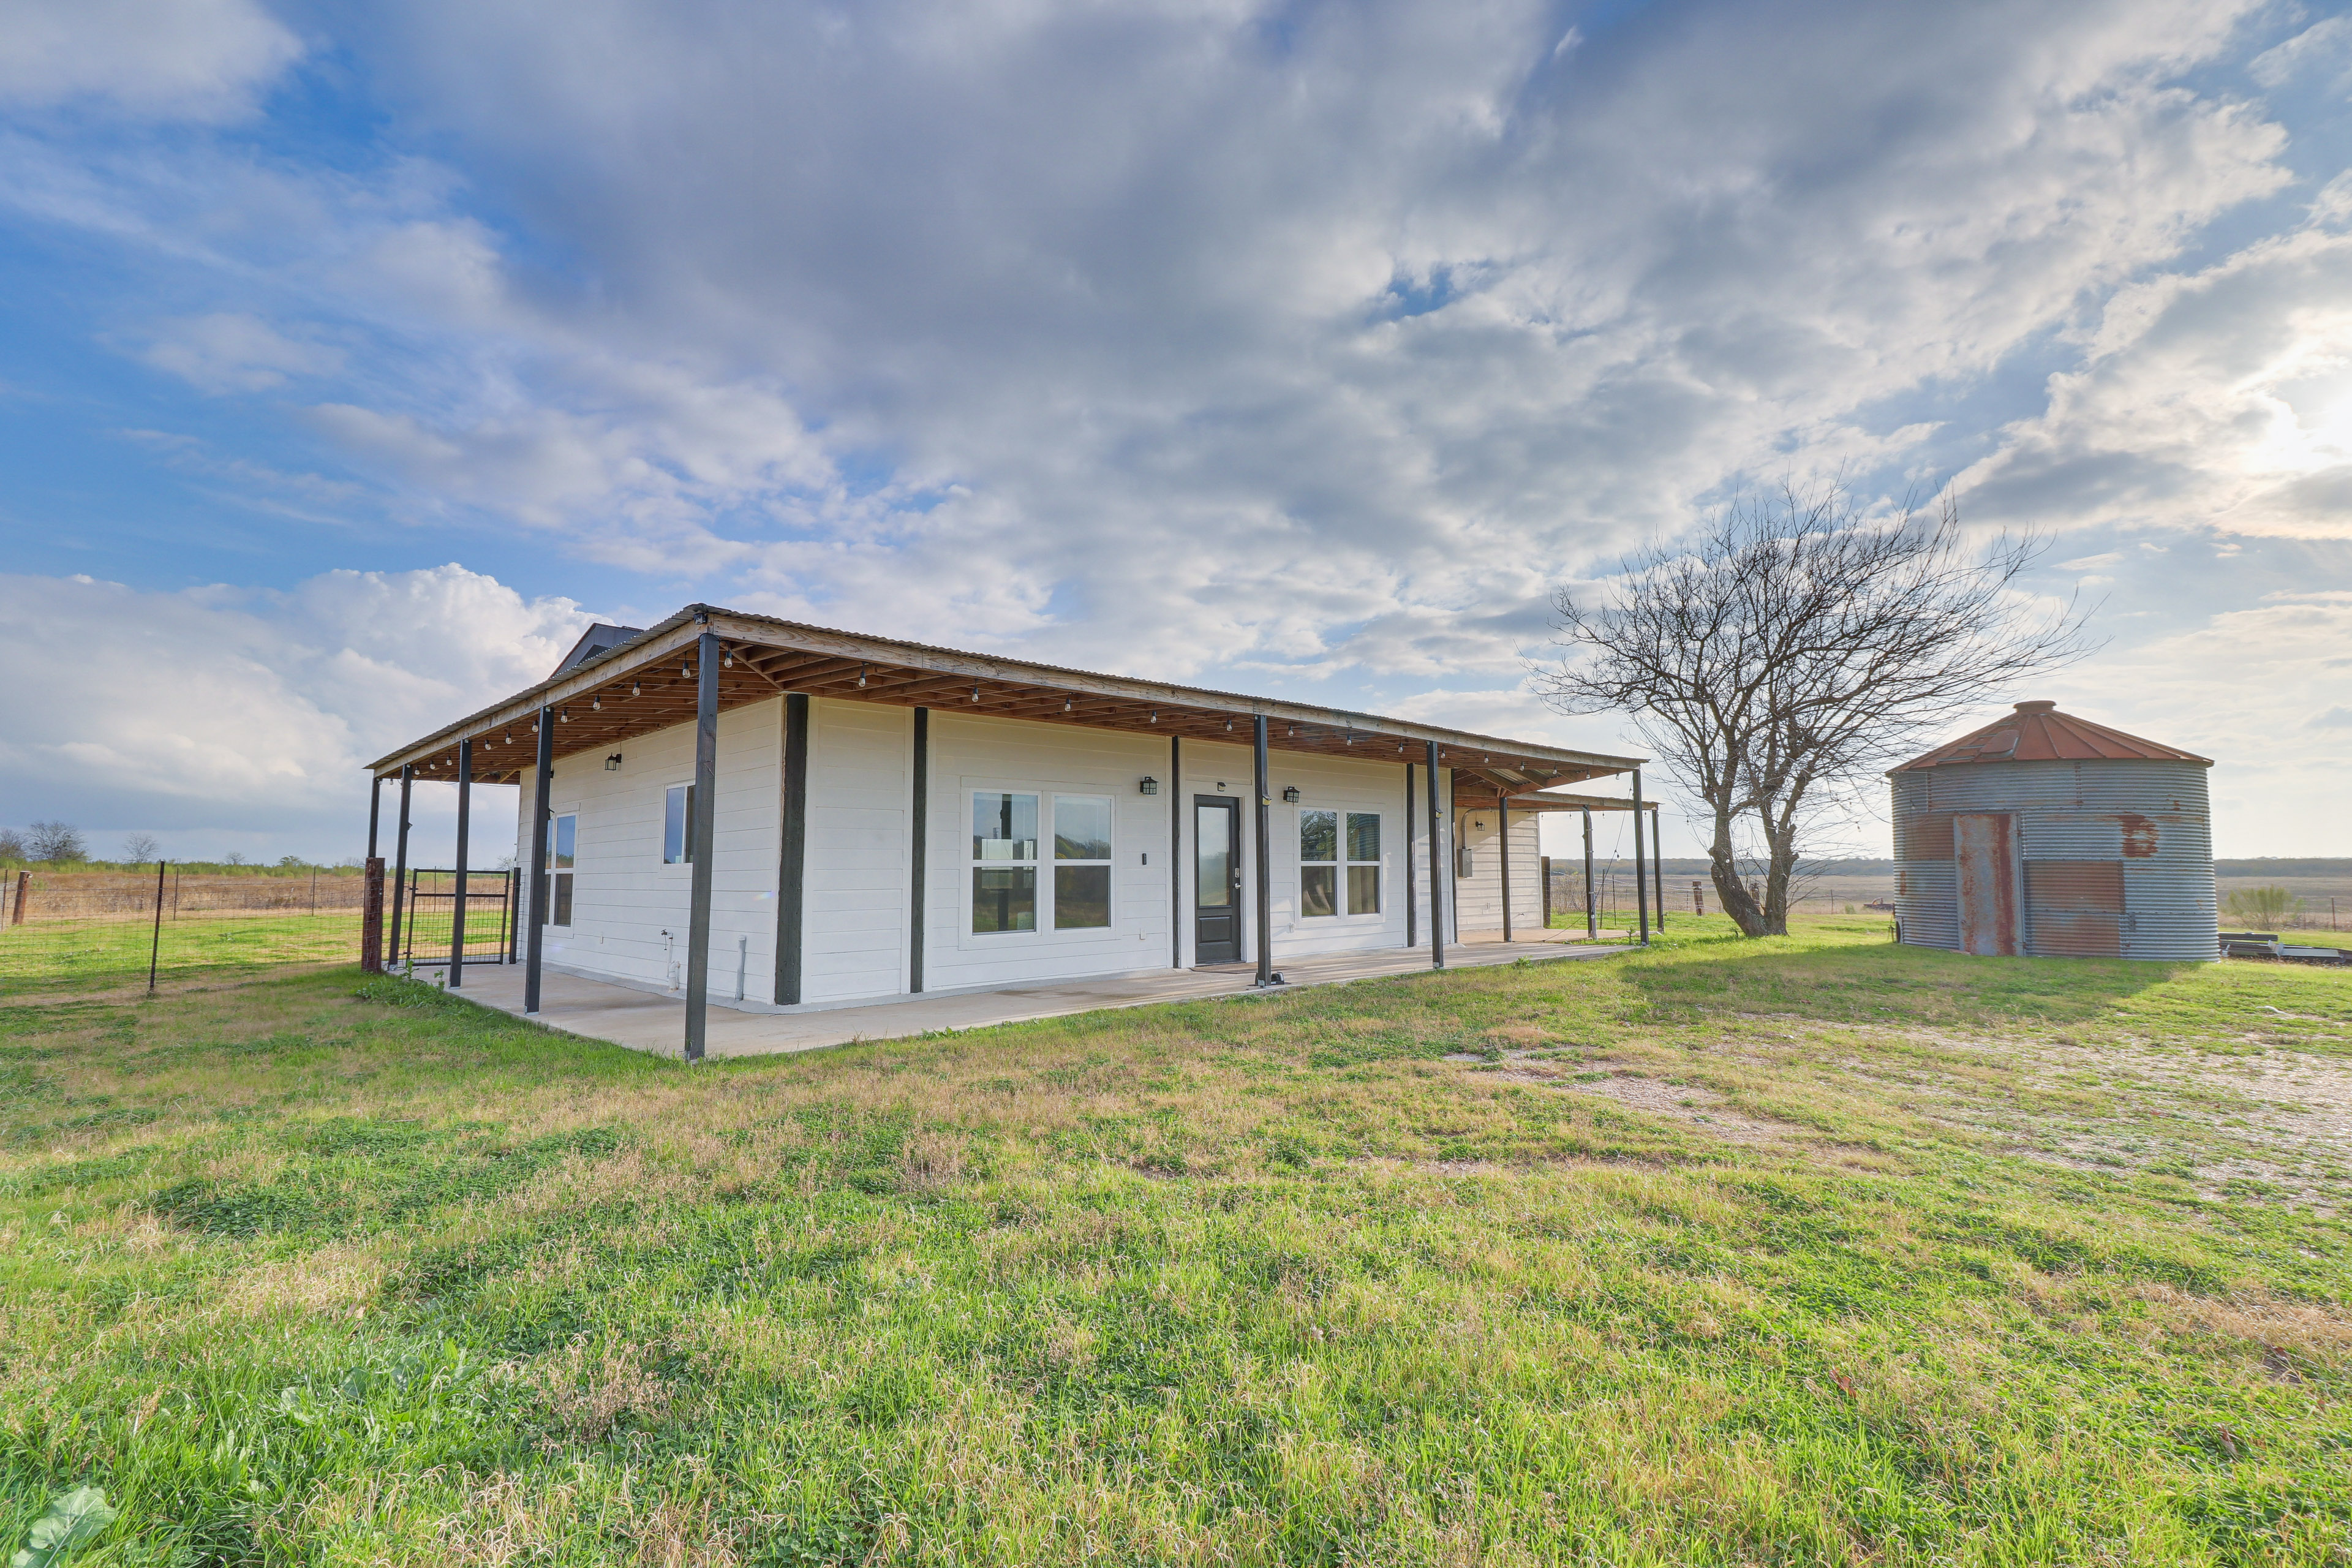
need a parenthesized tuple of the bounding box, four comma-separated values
(723, 652, 734, 668)
(605, 753, 623, 771)
(858, 663, 867, 688)
(592, 695, 602, 710)
(1063, 696, 1072, 712)
(1149, 710, 1158, 723)
(1281, 786, 1300, 803)
(559, 709, 570, 723)
(971, 687, 980, 703)
(1139, 776, 1159, 796)
(1225, 718, 1234, 731)
(630, 682, 640, 698)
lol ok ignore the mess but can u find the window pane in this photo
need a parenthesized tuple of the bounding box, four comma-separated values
(665, 786, 686, 864)
(1298, 809, 1337, 864)
(1346, 812, 1379, 864)
(1348, 864, 1381, 916)
(1055, 864, 1111, 928)
(1054, 796, 1112, 860)
(1196, 806, 1232, 908)
(554, 813, 576, 869)
(972, 792, 1038, 861)
(1300, 864, 1337, 918)
(551, 872, 574, 926)
(973, 867, 1036, 932)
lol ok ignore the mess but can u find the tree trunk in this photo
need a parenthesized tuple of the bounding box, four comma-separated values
(1707, 805, 1767, 937)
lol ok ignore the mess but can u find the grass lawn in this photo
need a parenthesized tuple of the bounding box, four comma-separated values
(4, 916, 2350, 1564)
(0, 914, 365, 998)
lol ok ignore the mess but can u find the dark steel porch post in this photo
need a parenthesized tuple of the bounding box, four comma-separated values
(367, 775, 381, 862)
(1499, 798, 1512, 943)
(524, 704, 553, 1014)
(1653, 806, 1666, 932)
(1582, 808, 1596, 940)
(1253, 714, 1273, 987)
(389, 764, 413, 971)
(448, 739, 472, 986)
(1403, 763, 1416, 949)
(909, 706, 928, 993)
(685, 628, 720, 1061)
(1633, 767, 1650, 945)
(1169, 736, 1183, 969)
(1426, 742, 1446, 969)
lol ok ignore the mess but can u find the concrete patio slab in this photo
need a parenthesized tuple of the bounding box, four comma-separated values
(413, 935, 1636, 1058)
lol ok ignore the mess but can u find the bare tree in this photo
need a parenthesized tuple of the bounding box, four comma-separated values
(26, 821, 86, 864)
(1539, 483, 2096, 936)
(0, 829, 24, 862)
(123, 832, 161, 864)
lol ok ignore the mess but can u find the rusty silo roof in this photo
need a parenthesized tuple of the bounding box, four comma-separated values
(1891, 701, 2212, 772)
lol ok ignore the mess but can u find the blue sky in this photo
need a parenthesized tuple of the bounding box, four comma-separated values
(2, 0, 2350, 866)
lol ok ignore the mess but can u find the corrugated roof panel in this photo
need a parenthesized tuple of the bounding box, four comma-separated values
(1893, 701, 2211, 771)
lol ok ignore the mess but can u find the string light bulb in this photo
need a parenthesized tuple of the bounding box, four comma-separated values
(630, 682, 639, 698)
(592, 695, 601, 711)
(858, 663, 868, 688)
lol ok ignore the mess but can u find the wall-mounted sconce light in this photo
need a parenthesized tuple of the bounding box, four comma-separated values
(605, 753, 623, 771)
(1138, 776, 1159, 796)
(1281, 786, 1300, 803)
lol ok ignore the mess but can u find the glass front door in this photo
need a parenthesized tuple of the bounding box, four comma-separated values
(1194, 797, 1241, 963)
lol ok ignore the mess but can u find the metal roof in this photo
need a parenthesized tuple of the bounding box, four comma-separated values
(1891, 700, 2212, 772)
(366, 603, 1643, 794)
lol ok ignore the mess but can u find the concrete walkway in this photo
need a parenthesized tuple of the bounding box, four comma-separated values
(415, 934, 1635, 1058)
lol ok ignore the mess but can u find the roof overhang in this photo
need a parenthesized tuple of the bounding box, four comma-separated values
(366, 604, 1644, 796)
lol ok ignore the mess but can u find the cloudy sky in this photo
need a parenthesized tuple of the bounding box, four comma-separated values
(2, 0, 2349, 866)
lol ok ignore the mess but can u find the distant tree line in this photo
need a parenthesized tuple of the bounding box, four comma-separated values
(0, 821, 358, 873)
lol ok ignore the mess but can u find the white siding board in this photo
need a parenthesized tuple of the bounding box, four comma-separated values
(518, 697, 785, 1003)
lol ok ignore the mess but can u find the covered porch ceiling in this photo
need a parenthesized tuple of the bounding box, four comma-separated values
(366, 605, 1643, 799)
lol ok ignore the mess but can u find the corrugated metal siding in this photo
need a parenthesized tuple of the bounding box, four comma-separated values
(1890, 757, 2215, 962)
(2024, 861, 2122, 957)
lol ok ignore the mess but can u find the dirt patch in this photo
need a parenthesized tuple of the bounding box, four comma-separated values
(1449, 1052, 1804, 1144)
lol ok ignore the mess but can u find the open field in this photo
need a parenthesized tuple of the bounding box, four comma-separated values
(4, 916, 2351, 1564)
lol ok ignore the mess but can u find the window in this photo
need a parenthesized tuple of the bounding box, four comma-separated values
(1346, 811, 1381, 915)
(664, 783, 696, 864)
(540, 812, 576, 927)
(1300, 808, 1379, 918)
(972, 791, 1038, 932)
(1299, 810, 1338, 917)
(1054, 794, 1112, 929)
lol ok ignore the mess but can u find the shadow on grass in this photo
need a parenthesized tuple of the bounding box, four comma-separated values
(1622, 922, 2190, 1033)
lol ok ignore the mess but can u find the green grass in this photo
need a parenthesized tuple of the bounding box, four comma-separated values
(0, 914, 365, 997)
(3, 916, 2350, 1564)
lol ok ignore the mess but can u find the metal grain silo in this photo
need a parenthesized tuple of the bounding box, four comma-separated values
(1889, 701, 2217, 962)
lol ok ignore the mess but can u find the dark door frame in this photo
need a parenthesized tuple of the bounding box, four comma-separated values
(1192, 794, 1244, 965)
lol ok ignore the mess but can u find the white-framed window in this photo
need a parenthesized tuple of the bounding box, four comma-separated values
(971, 790, 1038, 932)
(663, 783, 697, 865)
(1053, 794, 1113, 929)
(1300, 809, 1381, 918)
(541, 812, 576, 927)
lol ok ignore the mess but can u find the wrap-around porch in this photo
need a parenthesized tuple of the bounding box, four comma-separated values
(413, 930, 1635, 1058)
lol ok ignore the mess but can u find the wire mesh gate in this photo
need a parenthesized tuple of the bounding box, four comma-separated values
(395, 868, 517, 970)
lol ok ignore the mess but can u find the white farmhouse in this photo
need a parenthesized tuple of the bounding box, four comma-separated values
(366, 605, 1649, 1056)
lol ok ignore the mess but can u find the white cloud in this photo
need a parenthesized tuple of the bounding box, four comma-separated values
(2250, 15, 2352, 88)
(0, 0, 301, 121)
(0, 567, 590, 858)
(1958, 216, 2352, 541)
(139, 312, 343, 392)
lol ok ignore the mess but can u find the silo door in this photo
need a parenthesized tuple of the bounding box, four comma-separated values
(1953, 812, 2021, 957)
